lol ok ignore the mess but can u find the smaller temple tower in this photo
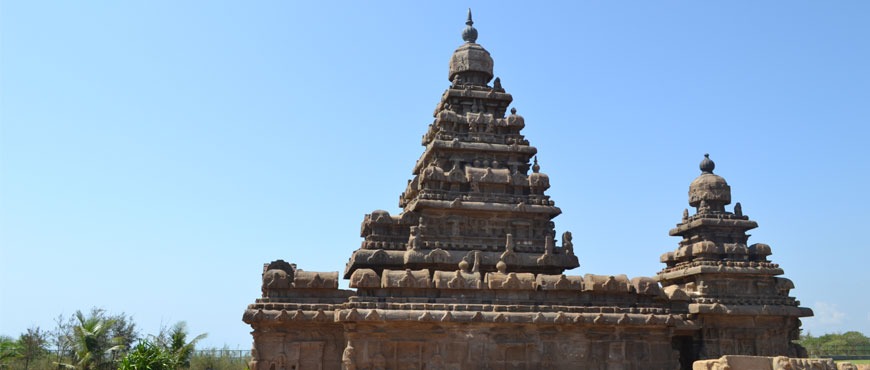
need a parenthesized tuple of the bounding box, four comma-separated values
(657, 154, 812, 360)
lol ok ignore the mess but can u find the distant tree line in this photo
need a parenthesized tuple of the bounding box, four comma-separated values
(797, 332, 870, 357)
(0, 308, 246, 370)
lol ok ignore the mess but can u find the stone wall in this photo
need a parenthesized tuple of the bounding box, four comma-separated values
(693, 355, 868, 370)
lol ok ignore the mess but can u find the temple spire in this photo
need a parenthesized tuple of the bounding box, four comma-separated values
(700, 153, 715, 174)
(462, 8, 478, 43)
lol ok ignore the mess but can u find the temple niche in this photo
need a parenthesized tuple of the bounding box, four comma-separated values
(243, 10, 812, 370)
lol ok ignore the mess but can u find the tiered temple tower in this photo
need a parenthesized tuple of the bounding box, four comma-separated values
(344, 9, 578, 278)
(657, 154, 812, 359)
(243, 12, 812, 370)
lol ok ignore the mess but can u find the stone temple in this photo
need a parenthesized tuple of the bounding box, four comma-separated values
(243, 11, 813, 370)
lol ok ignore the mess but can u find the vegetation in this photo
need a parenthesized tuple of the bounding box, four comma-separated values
(0, 335, 22, 366)
(0, 308, 245, 370)
(154, 322, 207, 369)
(62, 310, 127, 369)
(798, 331, 870, 357)
(838, 359, 870, 364)
(18, 328, 49, 370)
(117, 341, 174, 370)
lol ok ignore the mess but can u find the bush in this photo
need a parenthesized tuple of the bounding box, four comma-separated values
(118, 341, 174, 370)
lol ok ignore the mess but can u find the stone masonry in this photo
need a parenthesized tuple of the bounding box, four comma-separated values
(243, 10, 813, 370)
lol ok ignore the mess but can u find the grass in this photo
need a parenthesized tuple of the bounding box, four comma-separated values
(838, 359, 870, 364)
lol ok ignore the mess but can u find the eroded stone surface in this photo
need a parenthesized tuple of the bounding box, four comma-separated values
(692, 355, 846, 370)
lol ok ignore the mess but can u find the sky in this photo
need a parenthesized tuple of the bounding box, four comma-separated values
(1, 1, 869, 349)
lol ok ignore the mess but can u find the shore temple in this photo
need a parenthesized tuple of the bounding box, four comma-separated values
(243, 10, 813, 370)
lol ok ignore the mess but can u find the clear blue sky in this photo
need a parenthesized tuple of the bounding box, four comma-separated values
(2, 2, 868, 348)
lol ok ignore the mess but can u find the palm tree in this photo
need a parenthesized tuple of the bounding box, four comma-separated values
(163, 322, 206, 369)
(61, 311, 124, 370)
(0, 336, 22, 369)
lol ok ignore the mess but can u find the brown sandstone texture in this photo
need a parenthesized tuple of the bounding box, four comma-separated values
(243, 10, 812, 370)
(693, 355, 864, 370)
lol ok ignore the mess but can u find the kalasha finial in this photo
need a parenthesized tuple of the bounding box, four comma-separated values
(532, 156, 540, 173)
(700, 153, 715, 174)
(462, 8, 478, 43)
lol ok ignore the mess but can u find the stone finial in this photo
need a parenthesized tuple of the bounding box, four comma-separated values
(462, 8, 478, 43)
(688, 153, 731, 213)
(700, 153, 715, 174)
(496, 260, 507, 273)
(532, 156, 540, 173)
(458, 259, 470, 273)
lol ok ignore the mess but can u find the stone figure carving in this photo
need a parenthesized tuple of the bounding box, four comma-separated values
(407, 226, 419, 250)
(682, 208, 689, 222)
(562, 231, 574, 255)
(775, 278, 795, 296)
(426, 248, 450, 263)
(249, 348, 259, 370)
(293, 271, 338, 289)
(341, 341, 356, 370)
(263, 269, 292, 292)
(734, 202, 743, 217)
(398, 269, 416, 288)
(371, 353, 386, 370)
(502, 272, 520, 288)
(261, 260, 295, 296)
(537, 235, 556, 265)
(349, 269, 380, 288)
(448, 269, 466, 288)
(367, 249, 389, 264)
(441, 312, 454, 322)
(428, 353, 445, 370)
(554, 275, 571, 289)
(307, 273, 324, 288)
(346, 308, 361, 321)
(536, 274, 581, 290)
(365, 309, 381, 321)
